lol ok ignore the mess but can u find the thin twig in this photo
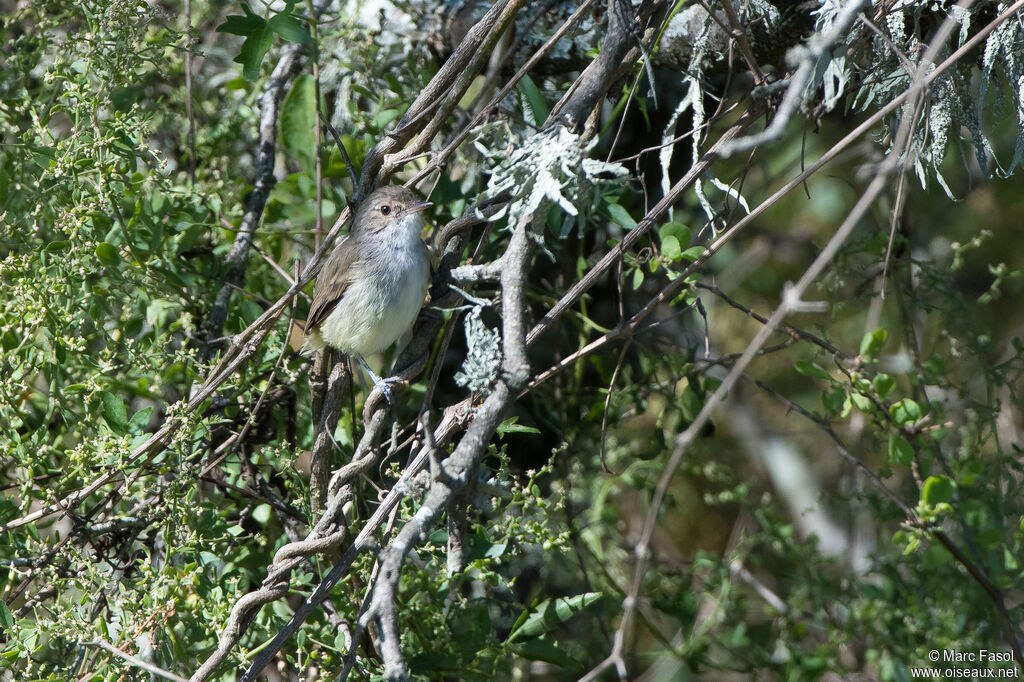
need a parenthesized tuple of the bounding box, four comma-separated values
(581, 3, 1018, 677)
(184, 0, 196, 184)
(198, 39, 306, 359)
(718, 0, 869, 156)
(82, 640, 188, 682)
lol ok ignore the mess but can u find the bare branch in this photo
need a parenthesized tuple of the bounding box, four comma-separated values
(718, 0, 869, 157)
(582, 2, 1024, 676)
(310, 349, 350, 515)
(197, 16, 315, 358)
(547, 0, 669, 134)
(81, 640, 188, 682)
(357, 0, 527, 199)
(357, 217, 532, 680)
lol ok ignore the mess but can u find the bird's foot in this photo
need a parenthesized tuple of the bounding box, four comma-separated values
(355, 354, 396, 405)
(371, 375, 394, 405)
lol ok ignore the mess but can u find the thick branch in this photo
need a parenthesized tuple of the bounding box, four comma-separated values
(361, 219, 532, 680)
(237, 401, 476, 682)
(356, 0, 525, 199)
(310, 350, 350, 515)
(546, 0, 667, 133)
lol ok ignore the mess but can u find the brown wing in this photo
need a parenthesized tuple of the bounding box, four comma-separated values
(305, 235, 359, 333)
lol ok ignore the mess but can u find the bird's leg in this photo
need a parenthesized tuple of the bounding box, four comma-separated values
(354, 354, 393, 405)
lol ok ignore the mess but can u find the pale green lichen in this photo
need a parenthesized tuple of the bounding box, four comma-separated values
(454, 306, 502, 394)
(816, 0, 1024, 191)
(476, 123, 630, 238)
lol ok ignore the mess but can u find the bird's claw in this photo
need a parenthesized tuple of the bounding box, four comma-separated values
(372, 377, 394, 405)
(355, 354, 397, 407)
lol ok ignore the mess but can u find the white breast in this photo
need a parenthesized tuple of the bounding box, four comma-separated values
(317, 213, 429, 358)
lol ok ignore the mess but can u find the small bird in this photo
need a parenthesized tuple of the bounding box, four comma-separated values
(303, 185, 432, 402)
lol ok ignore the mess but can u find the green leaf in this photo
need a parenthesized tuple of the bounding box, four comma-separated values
(605, 202, 637, 229)
(280, 74, 317, 168)
(217, 4, 273, 81)
(661, 235, 681, 261)
(100, 391, 129, 435)
(890, 398, 923, 425)
(237, 33, 274, 81)
(508, 593, 602, 642)
(267, 11, 312, 44)
(850, 392, 873, 412)
(497, 416, 540, 437)
(467, 533, 507, 560)
(679, 383, 703, 421)
(110, 85, 141, 112)
(0, 600, 13, 630)
(147, 216, 164, 253)
(821, 388, 845, 416)
(795, 360, 830, 380)
(1004, 547, 1019, 571)
(659, 221, 691, 247)
(95, 242, 120, 266)
(29, 144, 56, 169)
(128, 406, 153, 432)
(888, 434, 914, 466)
(921, 353, 946, 384)
(516, 74, 549, 126)
(840, 391, 853, 418)
(959, 458, 982, 486)
(921, 475, 955, 506)
(514, 638, 573, 666)
(680, 245, 706, 261)
(146, 299, 177, 328)
(371, 108, 402, 131)
(252, 503, 272, 524)
(872, 373, 894, 398)
(216, 3, 264, 37)
(860, 328, 888, 357)
(632, 267, 644, 290)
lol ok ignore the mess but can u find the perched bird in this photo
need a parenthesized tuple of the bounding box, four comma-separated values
(303, 185, 432, 402)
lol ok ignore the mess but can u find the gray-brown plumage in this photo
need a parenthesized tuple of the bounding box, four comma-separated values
(305, 231, 360, 338)
(303, 185, 431, 400)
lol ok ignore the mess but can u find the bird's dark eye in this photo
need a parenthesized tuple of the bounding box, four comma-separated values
(380, 204, 391, 216)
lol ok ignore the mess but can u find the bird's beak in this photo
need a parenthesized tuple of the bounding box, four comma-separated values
(409, 200, 432, 215)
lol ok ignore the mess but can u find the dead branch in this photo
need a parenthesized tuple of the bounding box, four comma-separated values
(199, 0, 333, 358)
